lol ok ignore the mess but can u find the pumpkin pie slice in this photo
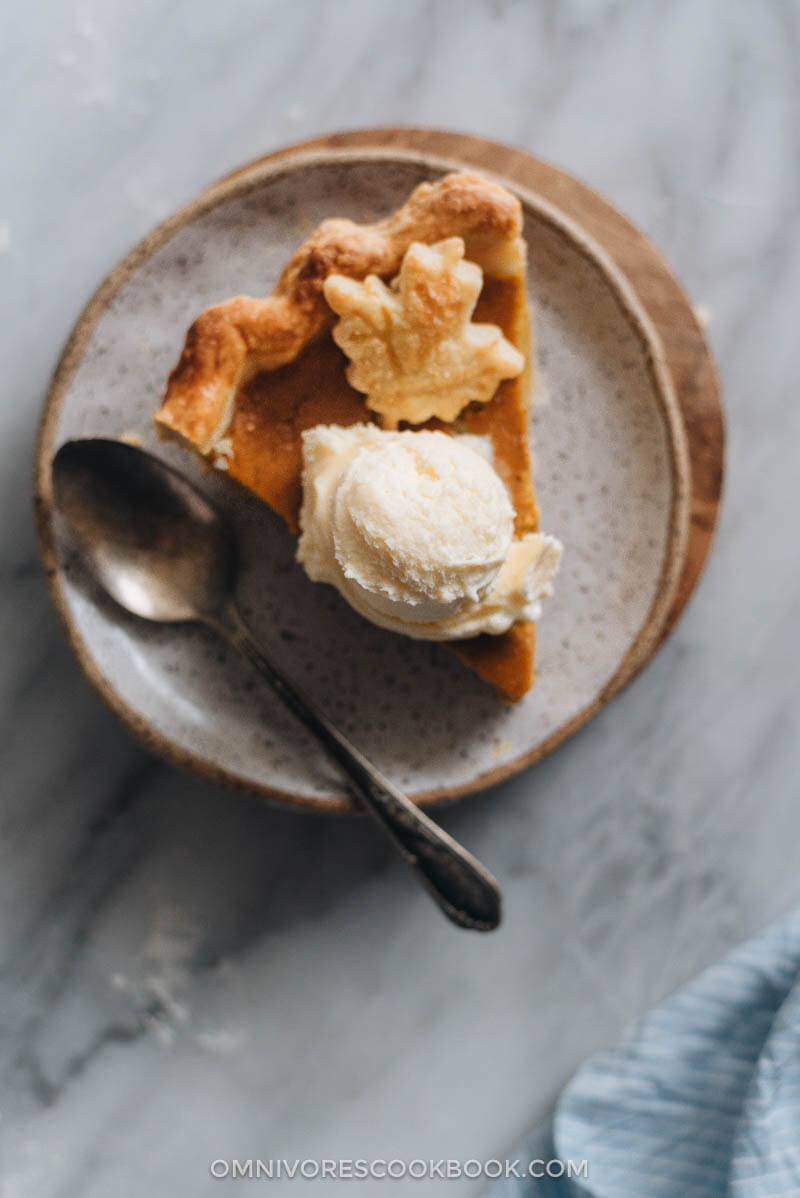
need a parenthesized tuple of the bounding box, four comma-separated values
(155, 172, 544, 701)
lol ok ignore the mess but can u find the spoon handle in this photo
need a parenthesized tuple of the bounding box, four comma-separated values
(215, 601, 501, 931)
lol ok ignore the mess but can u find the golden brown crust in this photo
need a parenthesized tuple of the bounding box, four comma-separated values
(156, 173, 523, 452)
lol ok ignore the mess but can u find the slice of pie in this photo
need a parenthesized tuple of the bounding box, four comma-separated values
(155, 172, 542, 701)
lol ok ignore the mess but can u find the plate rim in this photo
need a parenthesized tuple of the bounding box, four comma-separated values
(34, 133, 697, 813)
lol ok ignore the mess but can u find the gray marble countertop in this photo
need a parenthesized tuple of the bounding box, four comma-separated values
(3, 1, 799, 1194)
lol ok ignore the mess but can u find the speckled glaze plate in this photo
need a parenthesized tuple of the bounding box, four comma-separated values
(35, 136, 701, 812)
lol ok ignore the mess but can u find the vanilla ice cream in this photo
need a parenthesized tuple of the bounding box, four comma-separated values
(297, 424, 562, 640)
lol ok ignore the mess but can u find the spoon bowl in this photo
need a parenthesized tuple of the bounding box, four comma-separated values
(53, 438, 235, 624)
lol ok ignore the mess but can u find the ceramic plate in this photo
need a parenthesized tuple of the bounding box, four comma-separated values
(35, 146, 691, 810)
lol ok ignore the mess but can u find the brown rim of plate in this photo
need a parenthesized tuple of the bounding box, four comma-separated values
(34, 129, 718, 815)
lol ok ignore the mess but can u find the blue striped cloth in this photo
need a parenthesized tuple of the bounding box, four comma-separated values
(488, 908, 800, 1197)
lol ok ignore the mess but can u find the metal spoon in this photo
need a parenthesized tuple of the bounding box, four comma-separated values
(51, 439, 502, 931)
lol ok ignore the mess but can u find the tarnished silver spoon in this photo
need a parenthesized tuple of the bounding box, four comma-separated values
(52, 439, 501, 931)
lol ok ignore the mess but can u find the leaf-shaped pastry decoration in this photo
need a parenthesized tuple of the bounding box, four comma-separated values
(323, 237, 523, 425)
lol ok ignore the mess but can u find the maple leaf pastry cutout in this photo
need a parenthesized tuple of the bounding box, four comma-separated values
(322, 237, 524, 426)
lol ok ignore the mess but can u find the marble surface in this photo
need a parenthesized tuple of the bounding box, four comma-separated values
(2, 1, 798, 1193)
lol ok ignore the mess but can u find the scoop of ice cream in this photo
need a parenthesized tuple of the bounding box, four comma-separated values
(332, 429, 514, 619)
(297, 424, 562, 640)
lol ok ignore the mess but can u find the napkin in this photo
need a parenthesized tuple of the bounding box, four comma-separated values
(488, 907, 800, 1196)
